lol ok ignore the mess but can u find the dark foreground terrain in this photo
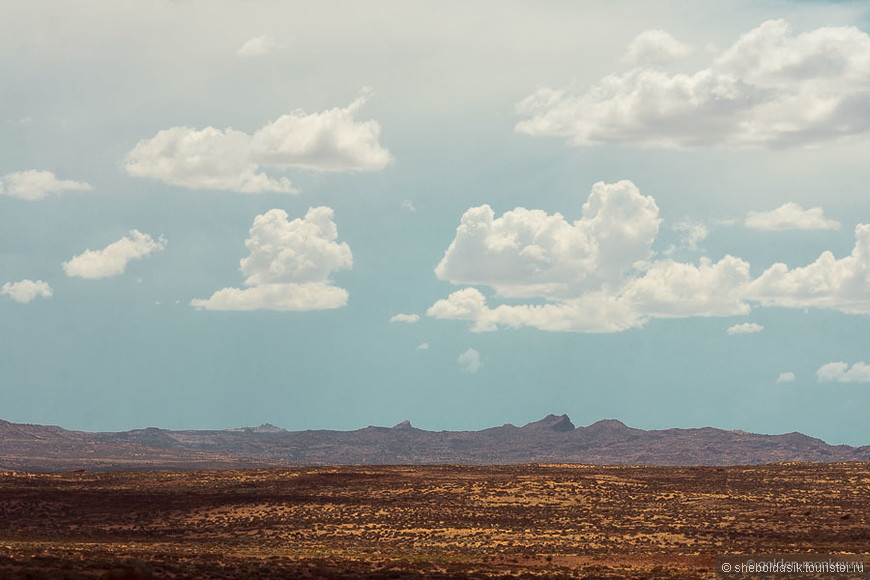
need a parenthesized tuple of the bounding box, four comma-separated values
(1, 463, 868, 579)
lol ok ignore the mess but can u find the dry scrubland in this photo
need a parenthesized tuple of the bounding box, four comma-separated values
(0, 463, 868, 579)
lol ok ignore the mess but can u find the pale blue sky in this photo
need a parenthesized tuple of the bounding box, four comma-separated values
(3, 0, 870, 445)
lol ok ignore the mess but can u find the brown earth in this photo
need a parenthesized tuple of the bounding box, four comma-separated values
(0, 463, 868, 579)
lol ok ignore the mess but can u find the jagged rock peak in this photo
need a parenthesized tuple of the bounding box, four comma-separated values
(392, 420, 414, 430)
(523, 414, 575, 432)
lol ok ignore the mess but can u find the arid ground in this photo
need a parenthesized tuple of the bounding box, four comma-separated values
(0, 463, 868, 579)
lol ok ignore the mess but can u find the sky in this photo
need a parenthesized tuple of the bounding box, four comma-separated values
(3, 0, 870, 445)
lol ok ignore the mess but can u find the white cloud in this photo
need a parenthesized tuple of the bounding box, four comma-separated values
(124, 127, 295, 194)
(727, 322, 764, 335)
(746, 224, 870, 314)
(124, 92, 391, 193)
(516, 20, 870, 148)
(673, 221, 708, 251)
(63, 230, 166, 279)
(401, 200, 417, 212)
(458, 348, 482, 373)
(1, 280, 53, 303)
(435, 181, 661, 300)
(237, 35, 284, 57)
(816, 361, 870, 383)
(745, 202, 840, 231)
(191, 207, 352, 311)
(0, 170, 91, 201)
(624, 30, 692, 66)
(250, 90, 392, 172)
(428, 181, 751, 333)
(389, 313, 420, 324)
(416, 343, 430, 350)
(190, 283, 347, 312)
(776, 372, 796, 384)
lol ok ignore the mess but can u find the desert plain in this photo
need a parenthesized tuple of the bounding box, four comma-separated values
(1, 462, 869, 579)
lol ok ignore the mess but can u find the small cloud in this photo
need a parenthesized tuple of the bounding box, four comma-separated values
(401, 200, 417, 212)
(745, 203, 840, 231)
(389, 313, 420, 324)
(673, 221, 708, 251)
(776, 372, 796, 384)
(458, 348, 482, 373)
(237, 35, 284, 57)
(416, 343, 430, 350)
(0, 170, 91, 201)
(726, 322, 764, 335)
(1, 279, 53, 303)
(63, 230, 166, 279)
(191, 207, 352, 311)
(816, 361, 870, 383)
(624, 29, 692, 66)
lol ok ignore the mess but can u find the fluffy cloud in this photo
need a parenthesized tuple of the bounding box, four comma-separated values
(389, 313, 420, 324)
(429, 181, 751, 333)
(746, 224, 870, 314)
(516, 20, 870, 148)
(624, 30, 692, 65)
(63, 230, 166, 279)
(237, 35, 283, 57)
(416, 343, 430, 350)
(191, 207, 352, 311)
(458, 348, 482, 373)
(745, 203, 840, 231)
(1, 280, 53, 303)
(0, 170, 91, 201)
(776, 372, 796, 384)
(124, 92, 391, 193)
(124, 127, 295, 193)
(727, 322, 764, 335)
(435, 181, 661, 299)
(816, 362, 870, 383)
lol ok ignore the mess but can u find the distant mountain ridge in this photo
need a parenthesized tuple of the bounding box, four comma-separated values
(1, 414, 867, 472)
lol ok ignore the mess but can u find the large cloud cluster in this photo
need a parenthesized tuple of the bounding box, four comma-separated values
(125, 92, 392, 193)
(191, 207, 352, 311)
(429, 181, 870, 333)
(516, 20, 870, 148)
(429, 181, 751, 333)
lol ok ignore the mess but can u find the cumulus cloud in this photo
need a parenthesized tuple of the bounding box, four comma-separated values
(1, 280, 53, 303)
(237, 35, 284, 57)
(776, 372, 796, 384)
(124, 92, 391, 193)
(624, 30, 692, 66)
(191, 207, 352, 311)
(0, 170, 91, 201)
(816, 361, 870, 383)
(63, 230, 166, 279)
(428, 181, 752, 333)
(416, 343, 430, 350)
(516, 20, 870, 148)
(458, 348, 482, 373)
(745, 202, 840, 231)
(726, 322, 764, 335)
(746, 224, 870, 314)
(389, 313, 420, 324)
(435, 181, 661, 299)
